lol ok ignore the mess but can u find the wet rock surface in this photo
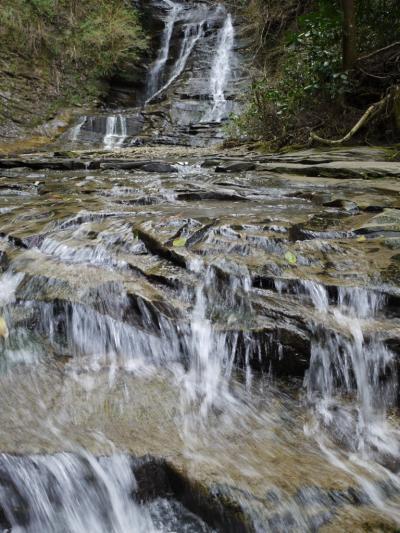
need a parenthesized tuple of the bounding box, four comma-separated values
(0, 145, 400, 531)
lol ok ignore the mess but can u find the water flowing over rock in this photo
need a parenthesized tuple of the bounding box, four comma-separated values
(0, 144, 400, 530)
(202, 13, 235, 123)
(103, 115, 128, 150)
(1, 0, 400, 524)
(145, 0, 183, 102)
(65, 1, 246, 148)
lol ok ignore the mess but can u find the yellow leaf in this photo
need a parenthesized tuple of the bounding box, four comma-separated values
(284, 251, 297, 265)
(172, 237, 187, 248)
(357, 235, 367, 242)
(0, 317, 9, 339)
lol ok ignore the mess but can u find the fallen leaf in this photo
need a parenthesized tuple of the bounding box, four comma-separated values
(0, 317, 9, 339)
(284, 251, 297, 265)
(357, 235, 367, 242)
(173, 237, 187, 248)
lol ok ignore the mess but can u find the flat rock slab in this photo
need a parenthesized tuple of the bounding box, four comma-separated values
(215, 162, 257, 173)
(256, 160, 400, 179)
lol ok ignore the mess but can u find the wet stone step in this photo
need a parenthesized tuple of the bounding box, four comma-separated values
(0, 158, 100, 171)
(1, 146, 400, 530)
(0, 454, 243, 533)
(0, 451, 394, 533)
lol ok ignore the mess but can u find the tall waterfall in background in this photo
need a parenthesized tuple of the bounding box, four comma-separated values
(203, 14, 235, 122)
(146, 0, 182, 101)
(146, 13, 206, 104)
(65, 1, 241, 147)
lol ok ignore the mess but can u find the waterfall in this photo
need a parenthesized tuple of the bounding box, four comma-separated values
(303, 283, 398, 454)
(103, 115, 127, 150)
(0, 454, 157, 532)
(180, 260, 252, 424)
(146, 18, 206, 105)
(69, 116, 87, 142)
(146, 0, 182, 100)
(203, 14, 235, 123)
(0, 453, 211, 532)
(297, 281, 400, 521)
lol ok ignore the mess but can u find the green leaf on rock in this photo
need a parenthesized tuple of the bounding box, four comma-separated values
(284, 251, 297, 265)
(173, 237, 187, 248)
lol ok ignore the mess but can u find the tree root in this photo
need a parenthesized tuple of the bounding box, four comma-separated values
(310, 86, 399, 146)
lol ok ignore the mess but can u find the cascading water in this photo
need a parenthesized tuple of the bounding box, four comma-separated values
(301, 282, 398, 455)
(69, 116, 87, 142)
(0, 453, 212, 532)
(66, 2, 242, 147)
(202, 14, 235, 123)
(146, 16, 206, 105)
(0, 454, 152, 532)
(103, 115, 127, 150)
(298, 281, 400, 524)
(146, 0, 183, 101)
(3, 2, 400, 529)
(182, 260, 252, 419)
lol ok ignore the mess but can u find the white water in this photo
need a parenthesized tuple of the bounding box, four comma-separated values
(146, 4, 236, 115)
(182, 261, 251, 418)
(146, 0, 183, 101)
(302, 283, 398, 454)
(66, 3, 239, 149)
(0, 453, 211, 532)
(0, 256, 254, 531)
(299, 281, 400, 523)
(103, 115, 127, 150)
(202, 14, 235, 123)
(69, 116, 87, 142)
(0, 453, 154, 532)
(146, 18, 206, 105)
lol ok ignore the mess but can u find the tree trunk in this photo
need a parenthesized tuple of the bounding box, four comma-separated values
(342, 0, 357, 70)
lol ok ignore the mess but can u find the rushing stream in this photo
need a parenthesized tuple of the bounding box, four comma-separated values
(0, 152, 399, 531)
(1, 0, 400, 531)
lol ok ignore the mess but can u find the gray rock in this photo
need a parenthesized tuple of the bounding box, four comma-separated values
(323, 199, 359, 213)
(141, 162, 178, 173)
(215, 162, 257, 173)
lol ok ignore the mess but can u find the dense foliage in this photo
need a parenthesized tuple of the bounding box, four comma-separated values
(0, 0, 147, 109)
(231, 0, 400, 146)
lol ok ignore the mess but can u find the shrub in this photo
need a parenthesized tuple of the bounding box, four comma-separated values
(231, 0, 400, 144)
(0, 0, 147, 95)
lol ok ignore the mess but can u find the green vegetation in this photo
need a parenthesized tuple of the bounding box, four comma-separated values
(231, 0, 400, 147)
(0, 0, 147, 132)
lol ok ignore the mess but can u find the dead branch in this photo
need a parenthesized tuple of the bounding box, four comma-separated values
(310, 86, 399, 146)
(358, 42, 400, 62)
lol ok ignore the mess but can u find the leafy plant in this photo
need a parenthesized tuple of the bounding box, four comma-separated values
(230, 0, 354, 141)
